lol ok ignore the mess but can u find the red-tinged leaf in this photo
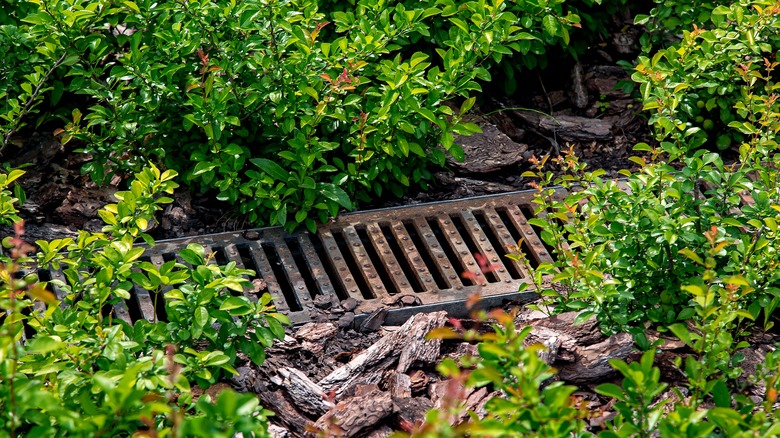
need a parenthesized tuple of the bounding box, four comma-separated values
(461, 270, 478, 281)
(466, 292, 481, 309)
(448, 316, 463, 330)
(338, 67, 350, 84)
(185, 83, 200, 92)
(487, 308, 512, 325)
(320, 73, 332, 83)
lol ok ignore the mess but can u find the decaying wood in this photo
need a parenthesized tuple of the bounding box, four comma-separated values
(278, 367, 334, 416)
(393, 396, 433, 430)
(258, 388, 313, 433)
(556, 332, 633, 384)
(512, 110, 613, 145)
(519, 312, 633, 384)
(571, 62, 589, 109)
(385, 370, 412, 398)
(313, 389, 396, 437)
(318, 311, 448, 398)
(295, 322, 338, 356)
(448, 124, 528, 173)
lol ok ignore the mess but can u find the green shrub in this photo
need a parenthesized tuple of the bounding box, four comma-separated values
(0, 166, 281, 435)
(0, 0, 632, 230)
(396, 309, 591, 438)
(633, 0, 780, 152)
(1, 0, 539, 231)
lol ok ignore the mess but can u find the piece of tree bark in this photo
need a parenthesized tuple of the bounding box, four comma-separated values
(318, 311, 448, 398)
(385, 371, 412, 399)
(257, 388, 313, 433)
(278, 367, 334, 417)
(392, 396, 433, 430)
(313, 390, 396, 438)
(512, 110, 613, 143)
(448, 124, 528, 173)
(556, 332, 633, 383)
(517, 312, 634, 384)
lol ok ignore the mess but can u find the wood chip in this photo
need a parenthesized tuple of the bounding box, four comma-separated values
(314, 390, 396, 437)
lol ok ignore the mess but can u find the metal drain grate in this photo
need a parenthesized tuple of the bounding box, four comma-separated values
(107, 190, 557, 327)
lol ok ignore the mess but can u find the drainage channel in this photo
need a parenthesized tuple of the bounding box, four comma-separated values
(107, 190, 556, 327)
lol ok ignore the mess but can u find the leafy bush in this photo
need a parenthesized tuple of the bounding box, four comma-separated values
(398, 305, 780, 437)
(0, 0, 634, 230)
(1, 0, 536, 231)
(633, 1, 780, 152)
(0, 166, 282, 435)
(397, 309, 591, 437)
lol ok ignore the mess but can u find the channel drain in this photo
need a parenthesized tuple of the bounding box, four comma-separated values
(144, 190, 553, 325)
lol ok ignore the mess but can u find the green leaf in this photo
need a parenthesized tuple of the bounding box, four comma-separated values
(595, 383, 626, 401)
(194, 306, 209, 327)
(27, 335, 64, 354)
(251, 158, 289, 182)
(220, 296, 250, 311)
(542, 15, 559, 36)
(711, 379, 731, 408)
(319, 184, 353, 210)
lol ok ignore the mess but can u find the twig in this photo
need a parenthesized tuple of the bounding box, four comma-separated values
(1, 52, 68, 154)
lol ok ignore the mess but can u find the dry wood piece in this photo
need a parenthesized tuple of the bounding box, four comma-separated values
(448, 124, 528, 173)
(556, 332, 633, 384)
(318, 311, 448, 398)
(278, 367, 334, 417)
(295, 322, 339, 356)
(571, 62, 590, 109)
(313, 390, 396, 437)
(517, 312, 633, 384)
(512, 110, 613, 143)
(268, 424, 292, 438)
(257, 389, 313, 433)
(409, 370, 430, 394)
(393, 396, 433, 430)
(385, 371, 412, 399)
(295, 322, 338, 342)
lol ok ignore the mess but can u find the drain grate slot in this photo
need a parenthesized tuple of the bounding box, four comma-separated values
(329, 230, 374, 300)
(342, 225, 385, 298)
(356, 226, 400, 296)
(379, 224, 424, 292)
(412, 218, 462, 290)
(272, 237, 312, 312)
(496, 207, 539, 269)
(427, 217, 472, 286)
(514, 205, 556, 265)
(303, 234, 347, 301)
(458, 210, 509, 283)
(211, 247, 229, 266)
(436, 215, 485, 285)
(475, 209, 524, 279)
(260, 242, 303, 312)
(284, 237, 321, 301)
(236, 244, 265, 301)
(319, 231, 363, 301)
(401, 222, 447, 291)
(403, 220, 449, 290)
(390, 221, 438, 291)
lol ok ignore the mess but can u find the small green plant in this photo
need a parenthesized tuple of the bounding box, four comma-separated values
(397, 308, 591, 437)
(0, 166, 281, 435)
(633, 1, 780, 153)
